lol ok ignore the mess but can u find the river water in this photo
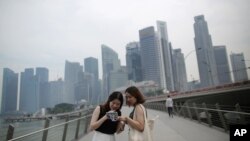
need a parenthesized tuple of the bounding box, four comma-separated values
(0, 117, 87, 141)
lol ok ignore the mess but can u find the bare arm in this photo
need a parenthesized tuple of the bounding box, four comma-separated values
(126, 105, 145, 132)
(90, 106, 108, 131)
(116, 121, 125, 134)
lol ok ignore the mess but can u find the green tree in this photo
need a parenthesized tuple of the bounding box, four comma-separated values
(52, 103, 74, 114)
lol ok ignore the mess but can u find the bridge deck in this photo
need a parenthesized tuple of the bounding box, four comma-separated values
(79, 107, 229, 141)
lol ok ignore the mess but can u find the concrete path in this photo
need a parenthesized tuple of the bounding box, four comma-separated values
(79, 107, 229, 141)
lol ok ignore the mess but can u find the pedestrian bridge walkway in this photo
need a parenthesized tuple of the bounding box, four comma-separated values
(80, 107, 229, 141)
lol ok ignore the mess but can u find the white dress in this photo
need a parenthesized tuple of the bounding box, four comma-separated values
(92, 131, 115, 141)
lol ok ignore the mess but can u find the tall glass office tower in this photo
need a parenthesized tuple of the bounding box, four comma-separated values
(126, 42, 142, 82)
(194, 15, 218, 88)
(213, 46, 232, 84)
(139, 26, 162, 88)
(1, 68, 18, 114)
(230, 53, 248, 82)
(64, 60, 82, 104)
(20, 68, 39, 113)
(84, 57, 99, 82)
(36, 67, 49, 109)
(157, 21, 174, 91)
(84, 57, 100, 104)
(172, 49, 188, 92)
(101, 45, 121, 100)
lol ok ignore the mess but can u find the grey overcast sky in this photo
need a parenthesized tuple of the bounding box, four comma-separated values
(0, 0, 250, 93)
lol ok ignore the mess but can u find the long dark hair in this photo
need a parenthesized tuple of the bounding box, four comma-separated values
(125, 86, 145, 104)
(102, 91, 124, 111)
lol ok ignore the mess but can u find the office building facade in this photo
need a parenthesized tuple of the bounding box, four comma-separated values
(139, 26, 162, 88)
(172, 49, 188, 92)
(157, 21, 174, 91)
(64, 60, 83, 104)
(84, 57, 100, 104)
(194, 15, 218, 88)
(230, 53, 248, 82)
(101, 45, 121, 100)
(1, 68, 18, 114)
(19, 68, 40, 113)
(213, 46, 232, 84)
(126, 42, 143, 82)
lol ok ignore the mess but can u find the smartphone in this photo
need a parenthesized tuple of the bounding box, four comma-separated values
(107, 111, 118, 121)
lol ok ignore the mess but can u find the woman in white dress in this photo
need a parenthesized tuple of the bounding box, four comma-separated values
(90, 91, 125, 141)
(119, 86, 152, 141)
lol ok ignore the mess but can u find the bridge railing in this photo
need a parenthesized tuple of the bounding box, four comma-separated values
(144, 102, 250, 132)
(145, 80, 250, 102)
(4, 108, 94, 141)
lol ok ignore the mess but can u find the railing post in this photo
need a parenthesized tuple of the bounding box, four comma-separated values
(215, 103, 228, 132)
(42, 118, 50, 141)
(179, 103, 184, 117)
(193, 103, 201, 123)
(202, 103, 212, 127)
(159, 103, 162, 111)
(175, 103, 180, 116)
(84, 116, 90, 134)
(6, 124, 15, 140)
(158, 103, 161, 111)
(186, 102, 193, 120)
(235, 103, 246, 124)
(181, 103, 188, 118)
(161, 103, 164, 112)
(75, 112, 82, 139)
(155, 103, 158, 111)
(62, 115, 69, 141)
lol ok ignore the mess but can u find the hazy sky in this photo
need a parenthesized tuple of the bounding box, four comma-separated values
(0, 0, 250, 95)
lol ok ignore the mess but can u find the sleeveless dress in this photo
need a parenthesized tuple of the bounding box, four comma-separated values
(92, 106, 121, 141)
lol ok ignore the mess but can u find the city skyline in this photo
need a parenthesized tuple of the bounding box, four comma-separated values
(1, 1, 250, 101)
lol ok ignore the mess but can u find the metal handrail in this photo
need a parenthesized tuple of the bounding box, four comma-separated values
(144, 102, 250, 132)
(8, 114, 92, 141)
(5, 108, 94, 141)
(175, 105, 250, 116)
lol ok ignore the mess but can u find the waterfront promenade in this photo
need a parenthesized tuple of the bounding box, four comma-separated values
(79, 107, 229, 141)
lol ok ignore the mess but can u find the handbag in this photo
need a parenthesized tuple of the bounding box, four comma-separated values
(129, 104, 158, 141)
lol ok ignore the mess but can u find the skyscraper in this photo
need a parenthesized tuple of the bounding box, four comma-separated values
(213, 46, 232, 84)
(84, 57, 99, 81)
(139, 26, 162, 88)
(1, 68, 18, 114)
(126, 42, 143, 82)
(64, 60, 83, 104)
(230, 53, 248, 82)
(109, 66, 128, 93)
(84, 57, 100, 104)
(36, 67, 49, 83)
(157, 21, 174, 91)
(36, 67, 50, 109)
(20, 68, 39, 113)
(194, 15, 218, 88)
(172, 49, 188, 92)
(49, 79, 64, 108)
(101, 45, 121, 100)
(75, 72, 94, 104)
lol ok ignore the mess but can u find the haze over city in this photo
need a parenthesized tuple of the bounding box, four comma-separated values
(1, 0, 250, 105)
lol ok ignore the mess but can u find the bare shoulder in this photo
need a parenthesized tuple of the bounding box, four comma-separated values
(93, 106, 101, 114)
(135, 104, 144, 114)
